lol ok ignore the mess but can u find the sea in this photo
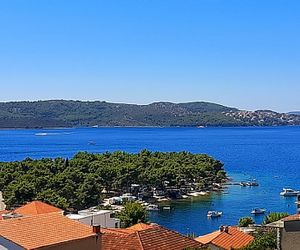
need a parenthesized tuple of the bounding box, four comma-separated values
(0, 126, 300, 236)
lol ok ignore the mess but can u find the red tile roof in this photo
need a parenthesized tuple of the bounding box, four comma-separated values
(14, 201, 63, 216)
(283, 214, 300, 221)
(102, 223, 203, 250)
(0, 210, 8, 220)
(195, 227, 254, 250)
(0, 212, 96, 249)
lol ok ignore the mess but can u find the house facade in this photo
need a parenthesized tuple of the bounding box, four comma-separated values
(67, 208, 120, 228)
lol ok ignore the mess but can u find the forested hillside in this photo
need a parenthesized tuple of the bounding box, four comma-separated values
(0, 100, 299, 128)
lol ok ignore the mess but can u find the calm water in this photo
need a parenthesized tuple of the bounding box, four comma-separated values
(0, 126, 300, 235)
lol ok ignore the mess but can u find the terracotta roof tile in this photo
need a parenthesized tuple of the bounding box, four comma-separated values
(14, 201, 63, 216)
(283, 214, 300, 221)
(0, 210, 8, 220)
(128, 223, 155, 231)
(102, 223, 203, 250)
(195, 227, 254, 250)
(194, 230, 221, 245)
(0, 212, 96, 249)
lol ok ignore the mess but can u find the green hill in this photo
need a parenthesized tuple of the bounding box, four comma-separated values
(0, 100, 299, 128)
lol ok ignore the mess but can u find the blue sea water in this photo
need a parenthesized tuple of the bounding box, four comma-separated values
(0, 126, 300, 236)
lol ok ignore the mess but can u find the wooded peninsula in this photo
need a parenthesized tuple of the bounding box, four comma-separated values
(0, 150, 226, 210)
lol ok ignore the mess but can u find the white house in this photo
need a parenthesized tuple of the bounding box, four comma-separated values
(66, 208, 120, 228)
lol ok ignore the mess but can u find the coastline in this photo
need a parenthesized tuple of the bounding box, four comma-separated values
(0, 125, 300, 130)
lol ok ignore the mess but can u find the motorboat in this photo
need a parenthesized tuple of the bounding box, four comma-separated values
(207, 211, 222, 218)
(162, 205, 171, 210)
(146, 204, 159, 211)
(280, 188, 300, 197)
(251, 208, 266, 215)
(246, 180, 259, 186)
(240, 180, 259, 187)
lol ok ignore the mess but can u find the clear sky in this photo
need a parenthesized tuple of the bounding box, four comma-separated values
(0, 0, 299, 112)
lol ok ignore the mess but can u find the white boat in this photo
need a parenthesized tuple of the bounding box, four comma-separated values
(35, 132, 48, 136)
(251, 208, 266, 215)
(280, 188, 300, 197)
(162, 206, 171, 210)
(146, 204, 159, 211)
(207, 211, 222, 218)
(246, 180, 259, 186)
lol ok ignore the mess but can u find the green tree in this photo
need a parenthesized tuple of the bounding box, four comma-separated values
(116, 202, 148, 228)
(239, 217, 255, 227)
(36, 189, 70, 210)
(263, 212, 289, 225)
(242, 230, 277, 250)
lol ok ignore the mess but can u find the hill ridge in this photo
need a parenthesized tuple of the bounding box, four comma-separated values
(0, 100, 299, 128)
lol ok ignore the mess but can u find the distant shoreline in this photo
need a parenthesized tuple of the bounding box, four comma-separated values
(0, 125, 300, 130)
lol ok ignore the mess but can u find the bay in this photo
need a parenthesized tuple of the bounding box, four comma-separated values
(0, 126, 300, 235)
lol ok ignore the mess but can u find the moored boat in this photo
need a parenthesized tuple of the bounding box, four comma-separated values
(280, 188, 300, 196)
(146, 204, 159, 211)
(251, 208, 266, 215)
(207, 211, 222, 218)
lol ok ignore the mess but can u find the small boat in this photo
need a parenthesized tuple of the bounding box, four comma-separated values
(280, 188, 300, 197)
(207, 211, 222, 218)
(240, 180, 259, 187)
(88, 141, 96, 145)
(246, 179, 259, 186)
(35, 132, 48, 136)
(146, 204, 159, 211)
(162, 206, 171, 210)
(251, 208, 266, 215)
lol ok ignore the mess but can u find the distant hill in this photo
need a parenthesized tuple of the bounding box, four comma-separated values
(0, 100, 299, 128)
(288, 111, 300, 115)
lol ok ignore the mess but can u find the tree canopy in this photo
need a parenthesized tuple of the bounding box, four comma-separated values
(116, 202, 148, 228)
(239, 217, 255, 227)
(0, 150, 226, 210)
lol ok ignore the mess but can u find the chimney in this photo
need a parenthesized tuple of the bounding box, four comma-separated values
(219, 225, 224, 232)
(93, 225, 101, 235)
(224, 226, 229, 233)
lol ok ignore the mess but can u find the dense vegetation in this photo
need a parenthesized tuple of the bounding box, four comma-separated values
(116, 202, 148, 227)
(0, 100, 239, 128)
(0, 150, 225, 210)
(238, 217, 255, 227)
(263, 212, 289, 225)
(1, 100, 298, 128)
(240, 212, 289, 250)
(242, 229, 277, 250)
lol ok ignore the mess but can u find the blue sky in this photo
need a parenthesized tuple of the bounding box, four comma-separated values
(0, 0, 299, 112)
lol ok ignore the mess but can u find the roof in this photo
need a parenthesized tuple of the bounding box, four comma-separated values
(0, 212, 96, 249)
(14, 201, 63, 216)
(102, 223, 203, 250)
(283, 214, 300, 221)
(0, 210, 8, 220)
(195, 227, 254, 250)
